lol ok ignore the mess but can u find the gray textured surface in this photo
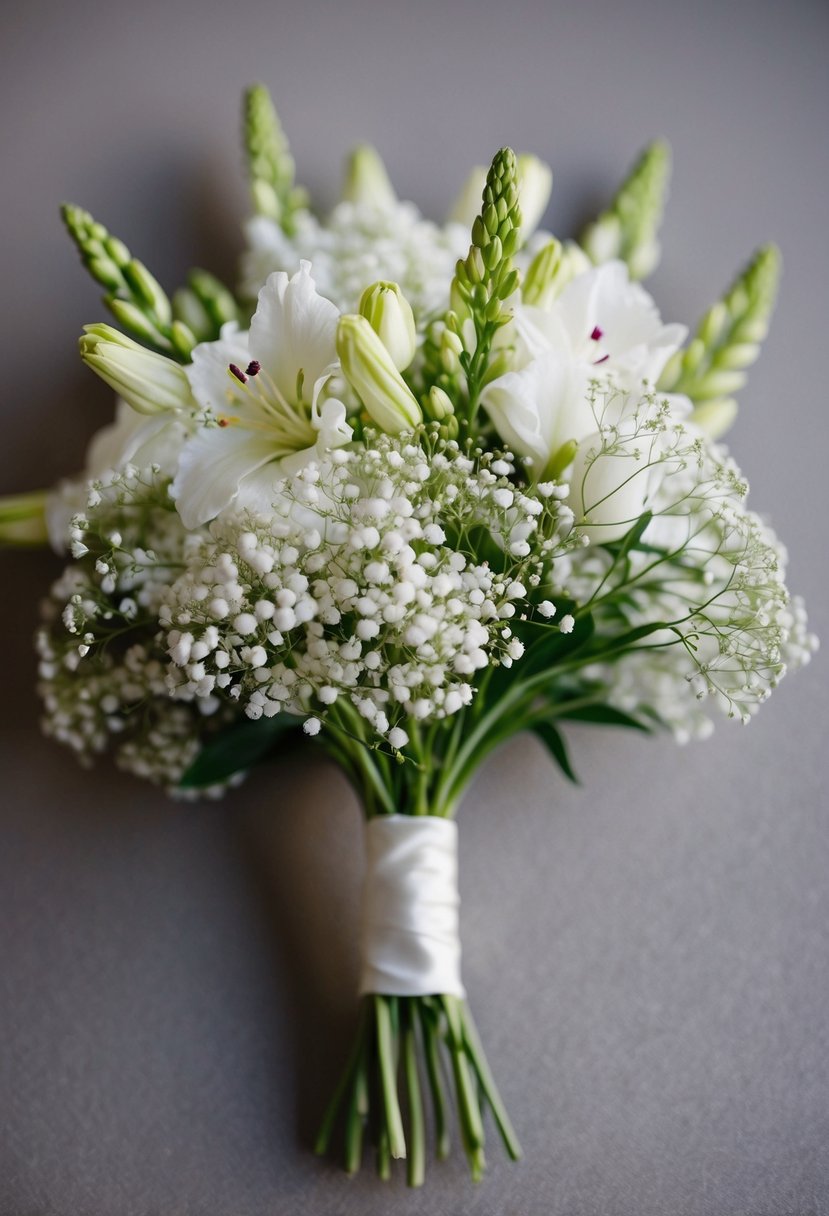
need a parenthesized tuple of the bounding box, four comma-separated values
(1, 1, 828, 1213)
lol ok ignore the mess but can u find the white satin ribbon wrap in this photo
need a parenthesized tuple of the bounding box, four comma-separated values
(359, 814, 465, 999)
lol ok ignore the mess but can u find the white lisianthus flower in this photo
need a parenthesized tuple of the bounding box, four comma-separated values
(172, 261, 352, 528)
(481, 260, 687, 478)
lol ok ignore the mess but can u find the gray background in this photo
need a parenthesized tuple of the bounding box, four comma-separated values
(1, 1, 827, 1213)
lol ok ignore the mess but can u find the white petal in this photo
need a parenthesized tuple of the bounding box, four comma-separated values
(86, 399, 185, 476)
(172, 428, 276, 528)
(249, 262, 340, 404)
(482, 353, 591, 471)
(187, 332, 251, 415)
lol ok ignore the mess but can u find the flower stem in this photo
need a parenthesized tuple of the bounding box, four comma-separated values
(375, 995, 407, 1160)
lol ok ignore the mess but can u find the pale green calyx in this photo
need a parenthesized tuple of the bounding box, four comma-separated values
(359, 281, 417, 371)
(581, 140, 671, 280)
(336, 314, 421, 433)
(658, 244, 781, 438)
(0, 490, 49, 548)
(341, 145, 397, 209)
(61, 203, 199, 360)
(80, 324, 196, 416)
(243, 83, 308, 234)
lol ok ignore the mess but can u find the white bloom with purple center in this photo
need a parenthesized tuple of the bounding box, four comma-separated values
(481, 260, 687, 477)
(172, 262, 352, 528)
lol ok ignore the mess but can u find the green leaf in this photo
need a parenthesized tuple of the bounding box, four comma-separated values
(555, 704, 651, 732)
(179, 713, 303, 790)
(531, 720, 579, 784)
(515, 608, 596, 677)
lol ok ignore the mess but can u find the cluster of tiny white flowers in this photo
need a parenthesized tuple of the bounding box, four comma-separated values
(36, 465, 237, 795)
(562, 401, 818, 731)
(161, 433, 574, 748)
(240, 203, 468, 320)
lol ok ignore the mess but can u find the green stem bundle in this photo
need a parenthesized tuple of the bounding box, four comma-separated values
(316, 993, 521, 1184)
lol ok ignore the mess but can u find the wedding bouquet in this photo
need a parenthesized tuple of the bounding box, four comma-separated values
(4, 85, 816, 1185)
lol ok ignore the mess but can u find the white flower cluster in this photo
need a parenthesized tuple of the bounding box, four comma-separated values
(560, 394, 818, 732)
(161, 434, 574, 747)
(241, 202, 468, 321)
(36, 465, 236, 795)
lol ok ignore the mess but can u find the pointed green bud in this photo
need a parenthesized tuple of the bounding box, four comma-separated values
(581, 140, 671, 279)
(169, 320, 197, 361)
(243, 84, 307, 233)
(342, 145, 396, 209)
(658, 245, 781, 439)
(447, 166, 488, 227)
(690, 398, 738, 440)
(186, 269, 241, 329)
(336, 315, 421, 433)
(516, 154, 552, 240)
(0, 490, 49, 548)
(79, 324, 195, 415)
(358, 281, 417, 371)
(106, 298, 170, 350)
(122, 259, 172, 327)
(522, 239, 563, 308)
(172, 287, 213, 342)
(425, 386, 454, 421)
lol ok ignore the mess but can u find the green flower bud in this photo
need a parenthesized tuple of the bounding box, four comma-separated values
(0, 490, 49, 548)
(427, 386, 454, 421)
(342, 145, 396, 209)
(336, 315, 421, 433)
(358, 281, 417, 371)
(691, 398, 738, 440)
(122, 259, 172, 327)
(80, 324, 195, 415)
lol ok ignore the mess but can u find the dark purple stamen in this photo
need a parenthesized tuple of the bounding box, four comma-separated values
(593, 354, 610, 365)
(229, 363, 247, 384)
(246, 360, 261, 377)
(590, 325, 604, 342)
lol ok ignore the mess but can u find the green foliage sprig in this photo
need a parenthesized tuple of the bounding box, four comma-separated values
(243, 83, 308, 234)
(658, 245, 781, 436)
(581, 141, 671, 280)
(61, 205, 242, 360)
(446, 147, 522, 436)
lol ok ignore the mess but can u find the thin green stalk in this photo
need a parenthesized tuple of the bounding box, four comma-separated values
(376, 1127, 392, 1180)
(418, 1003, 450, 1159)
(460, 1003, 522, 1161)
(344, 1035, 370, 1174)
(442, 996, 486, 1180)
(402, 1001, 426, 1187)
(375, 995, 407, 1160)
(314, 1004, 368, 1157)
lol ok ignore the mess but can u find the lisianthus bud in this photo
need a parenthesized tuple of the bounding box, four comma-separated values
(341, 145, 396, 209)
(427, 386, 454, 421)
(568, 432, 656, 543)
(79, 324, 195, 416)
(336, 315, 421, 433)
(516, 154, 553, 239)
(359, 281, 417, 371)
